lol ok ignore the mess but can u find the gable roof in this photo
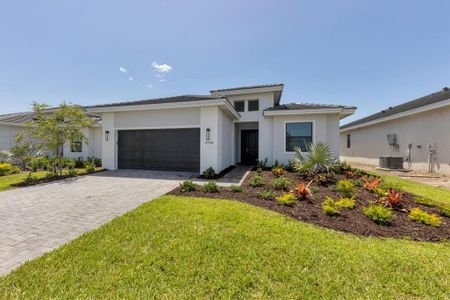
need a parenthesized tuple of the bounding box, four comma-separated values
(85, 95, 221, 109)
(210, 83, 284, 93)
(0, 112, 35, 124)
(341, 87, 450, 130)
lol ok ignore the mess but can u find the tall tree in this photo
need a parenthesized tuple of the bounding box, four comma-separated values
(25, 102, 93, 175)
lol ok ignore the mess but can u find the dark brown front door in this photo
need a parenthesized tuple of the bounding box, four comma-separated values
(241, 130, 258, 165)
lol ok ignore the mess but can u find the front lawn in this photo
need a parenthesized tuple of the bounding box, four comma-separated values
(0, 168, 103, 192)
(0, 196, 448, 298)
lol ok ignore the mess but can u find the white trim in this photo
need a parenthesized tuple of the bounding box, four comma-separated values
(211, 85, 283, 97)
(86, 98, 240, 119)
(340, 98, 450, 132)
(264, 107, 356, 117)
(283, 120, 315, 154)
(115, 125, 200, 130)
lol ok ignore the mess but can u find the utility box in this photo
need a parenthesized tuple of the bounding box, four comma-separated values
(387, 134, 397, 146)
(379, 156, 404, 169)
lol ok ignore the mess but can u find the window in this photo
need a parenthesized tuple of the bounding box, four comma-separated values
(285, 122, 313, 152)
(71, 133, 82, 153)
(234, 101, 244, 112)
(346, 134, 351, 148)
(248, 99, 259, 111)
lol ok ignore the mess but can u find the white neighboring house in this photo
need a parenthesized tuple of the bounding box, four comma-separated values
(340, 87, 450, 174)
(0, 84, 355, 173)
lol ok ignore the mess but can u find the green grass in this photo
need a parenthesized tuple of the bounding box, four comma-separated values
(1, 196, 448, 299)
(369, 171, 450, 206)
(0, 168, 103, 192)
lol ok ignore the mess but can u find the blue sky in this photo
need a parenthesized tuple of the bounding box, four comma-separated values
(0, 0, 449, 123)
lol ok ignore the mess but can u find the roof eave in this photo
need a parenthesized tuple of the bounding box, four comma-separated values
(210, 85, 284, 97)
(263, 107, 355, 117)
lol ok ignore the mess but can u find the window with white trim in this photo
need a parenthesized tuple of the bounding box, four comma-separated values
(71, 133, 83, 153)
(285, 122, 313, 152)
(234, 101, 244, 112)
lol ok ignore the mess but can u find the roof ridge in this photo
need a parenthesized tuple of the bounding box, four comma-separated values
(210, 83, 284, 93)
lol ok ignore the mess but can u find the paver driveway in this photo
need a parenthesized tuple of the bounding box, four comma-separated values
(0, 169, 194, 275)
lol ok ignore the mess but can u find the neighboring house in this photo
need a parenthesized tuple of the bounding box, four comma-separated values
(340, 87, 450, 174)
(0, 84, 355, 173)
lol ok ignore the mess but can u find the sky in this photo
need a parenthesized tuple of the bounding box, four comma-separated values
(0, 0, 449, 124)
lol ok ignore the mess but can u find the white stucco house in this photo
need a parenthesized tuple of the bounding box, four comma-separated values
(1, 84, 355, 173)
(340, 87, 450, 174)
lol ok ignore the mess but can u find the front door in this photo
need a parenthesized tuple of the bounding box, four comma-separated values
(241, 130, 258, 164)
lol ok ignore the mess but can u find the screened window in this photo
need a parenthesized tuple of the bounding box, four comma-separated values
(285, 122, 313, 152)
(346, 134, 351, 148)
(234, 101, 244, 112)
(71, 133, 82, 153)
(248, 100, 259, 111)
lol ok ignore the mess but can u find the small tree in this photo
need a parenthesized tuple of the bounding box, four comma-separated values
(25, 102, 93, 175)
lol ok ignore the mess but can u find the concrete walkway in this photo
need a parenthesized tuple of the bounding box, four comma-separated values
(0, 170, 194, 275)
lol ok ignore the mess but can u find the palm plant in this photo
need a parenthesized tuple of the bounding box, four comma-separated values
(291, 142, 337, 173)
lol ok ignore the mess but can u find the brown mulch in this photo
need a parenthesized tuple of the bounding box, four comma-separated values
(169, 170, 450, 242)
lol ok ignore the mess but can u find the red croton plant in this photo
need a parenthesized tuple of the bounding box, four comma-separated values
(293, 180, 314, 200)
(362, 176, 382, 192)
(385, 188, 403, 208)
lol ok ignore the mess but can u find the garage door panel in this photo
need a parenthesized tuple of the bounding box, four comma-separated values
(118, 128, 200, 172)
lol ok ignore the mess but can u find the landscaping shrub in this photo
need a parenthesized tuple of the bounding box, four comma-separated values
(362, 176, 382, 192)
(374, 188, 387, 198)
(409, 208, 442, 227)
(249, 175, 264, 187)
(0, 163, 13, 176)
(271, 176, 291, 190)
(203, 167, 216, 179)
(315, 173, 336, 186)
(363, 205, 393, 225)
(66, 159, 77, 177)
(271, 166, 284, 177)
(335, 197, 356, 209)
(74, 157, 85, 168)
(84, 160, 96, 173)
(384, 189, 403, 208)
(322, 197, 340, 216)
(352, 178, 363, 187)
(256, 167, 263, 175)
(256, 190, 275, 201)
(87, 156, 101, 167)
(276, 193, 297, 206)
(291, 142, 337, 173)
(229, 185, 243, 193)
(203, 181, 219, 193)
(179, 180, 196, 193)
(336, 180, 354, 198)
(293, 180, 313, 200)
(256, 157, 268, 169)
(310, 186, 319, 194)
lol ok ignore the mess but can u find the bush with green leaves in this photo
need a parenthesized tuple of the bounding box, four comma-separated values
(179, 180, 196, 193)
(256, 190, 275, 201)
(203, 167, 216, 179)
(84, 159, 96, 173)
(414, 196, 435, 207)
(336, 180, 355, 198)
(203, 181, 219, 193)
(271, 176, 291, 190)
(322, 197, 340, 216)
(87, 156, 102, 167)
(66, 159, 77, 177)
(335, 197, 356, 209)
(249, 175, 264, 187)
(310, 186, 319, 194)
(409, 208, 442, 227)
(256, 157, 268, 169)
(439, 205, 450, 218)
(291, 142, 337, 173)
(0, 163, 13, 176)
(363, 205, 393, 225)
(276, 193, 297, 206)
(230, 185, 243, 193)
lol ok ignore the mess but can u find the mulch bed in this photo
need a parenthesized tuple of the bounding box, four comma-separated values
(169, 170, 450, 242)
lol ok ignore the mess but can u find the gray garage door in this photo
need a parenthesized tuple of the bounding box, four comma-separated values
(118, 128, 200, 172)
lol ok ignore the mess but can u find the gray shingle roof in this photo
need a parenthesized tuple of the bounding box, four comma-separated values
(341, 87, 450, 129)
(210, 83, 284, 93)
(0, 112, 35, 124)
(264, 103, 356, 111)
(85, 95, 221, 108)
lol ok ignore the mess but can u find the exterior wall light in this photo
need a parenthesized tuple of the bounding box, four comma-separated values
(206, 128, 211, 141)
(105, 130, 110, 141)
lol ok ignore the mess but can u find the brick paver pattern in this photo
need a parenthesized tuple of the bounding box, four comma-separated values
(0, 170, 193, 275)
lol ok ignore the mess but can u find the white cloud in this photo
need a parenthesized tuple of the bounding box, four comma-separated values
(152, 61, 172, 73)
(159, 79, 167, 82)
(129, 77, 133, 81)
(119, 67, 127, 73)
